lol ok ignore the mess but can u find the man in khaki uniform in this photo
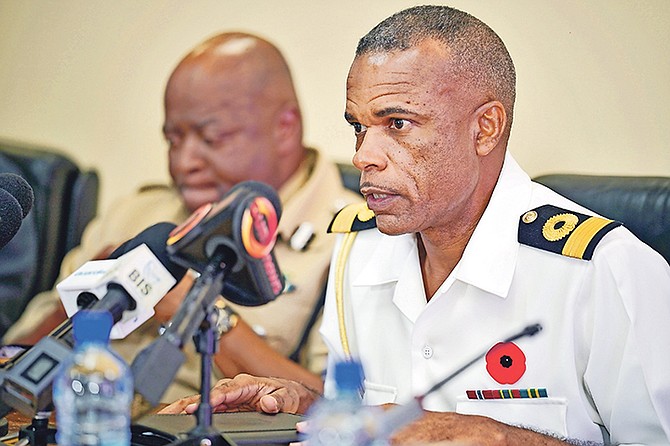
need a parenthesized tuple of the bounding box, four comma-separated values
(4, 32, 361, 402)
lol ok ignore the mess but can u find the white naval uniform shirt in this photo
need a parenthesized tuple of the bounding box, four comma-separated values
(320, 153, 670, 445)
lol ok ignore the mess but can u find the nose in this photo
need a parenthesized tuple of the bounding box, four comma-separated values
(172, 133, 207, 173)
(352, 129, 388, 173)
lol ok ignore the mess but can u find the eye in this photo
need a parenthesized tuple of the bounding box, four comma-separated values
(164, 132, 182, 149)
(391, 118, 408, 130)
(201, 130, 233, 148)
(351, 122, 367, 135)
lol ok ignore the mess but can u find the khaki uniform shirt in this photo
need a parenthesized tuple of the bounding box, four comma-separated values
(6, 148, 362, 402)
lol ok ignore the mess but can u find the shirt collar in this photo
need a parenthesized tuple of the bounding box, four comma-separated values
(352, 152, 532, 300)
(277, 148, 314, 206)
(453, 152, 531, 297)
(276, 148, 358, 241)
(276, 148, 316, 240)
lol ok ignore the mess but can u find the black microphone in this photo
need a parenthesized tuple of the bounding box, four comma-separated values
(0, 188, 23, 250)
(130, 182, 286, 406)
(0, 172, 34, 218)
(0, 222, 188, 417)
(166, 180, 285, 306)
(0, 173, 35, 249)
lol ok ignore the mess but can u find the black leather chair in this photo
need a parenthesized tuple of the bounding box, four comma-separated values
(337, 162, 361, 195)
(0, 139, 100, 297)
(534, 174, 670, 264)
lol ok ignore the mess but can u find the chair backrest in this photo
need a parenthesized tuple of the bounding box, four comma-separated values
(534, 174, 670, 264)
(0, 139, 100, 296)
(337, 163, 361, 194)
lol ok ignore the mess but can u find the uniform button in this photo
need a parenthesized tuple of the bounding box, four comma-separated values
(422, 345, 433, 359)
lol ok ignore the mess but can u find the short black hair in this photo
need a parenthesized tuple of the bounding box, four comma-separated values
(357, 5, 516, 121)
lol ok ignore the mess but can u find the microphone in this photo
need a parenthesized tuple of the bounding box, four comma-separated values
(0, 172, 34, 217)
(166, 180, 285, 306)
(130, 181, 286, 406)
(0, 223, 188, 417)
(0, 173, 34, 249)
(57, 222, 187, 339)
(0, 188, 23, 250)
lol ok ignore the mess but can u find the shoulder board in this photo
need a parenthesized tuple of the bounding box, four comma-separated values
(518, 204, 622, 260)
(328, 202, 377, 233)
(138, 183, 170, 193)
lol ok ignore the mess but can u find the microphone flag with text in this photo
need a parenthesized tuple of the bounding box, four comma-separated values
(0, 222, 188, 417)
(131, 181, 286, 407)
(57, 222, 187, 339)
(0, 172, 34, 250)
(166, 180, 285, 306)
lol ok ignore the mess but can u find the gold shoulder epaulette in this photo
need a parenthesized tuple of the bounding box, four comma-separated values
(518, 204, 622, 260)
(138, 183, 170, 193)
(327, 202, 376, 233)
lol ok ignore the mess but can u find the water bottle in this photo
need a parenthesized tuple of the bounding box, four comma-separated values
(305, 359, 382, 445)
(53, 310, 133, 446)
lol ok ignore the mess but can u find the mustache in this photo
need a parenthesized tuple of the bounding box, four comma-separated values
(359, 181, 400, 195)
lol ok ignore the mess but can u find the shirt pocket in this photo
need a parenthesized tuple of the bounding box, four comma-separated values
(456, 396, 568, 437)
(363, 380, 398, 405)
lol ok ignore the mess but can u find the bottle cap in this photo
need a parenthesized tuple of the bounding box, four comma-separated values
(72, 310, 113, 345)
(334, 360, 364, 392)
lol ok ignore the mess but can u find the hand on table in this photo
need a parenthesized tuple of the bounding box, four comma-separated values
(159, 373, 321, 416)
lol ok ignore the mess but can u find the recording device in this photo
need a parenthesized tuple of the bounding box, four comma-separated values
(0, 223, 188, 417)
(0, 173, 34, 249)
(166, 180, 285, 306)
(132, 181, 286, 408)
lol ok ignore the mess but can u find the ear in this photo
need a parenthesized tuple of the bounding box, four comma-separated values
(274, 104, 302, 153)
(474, 101, 507, 157)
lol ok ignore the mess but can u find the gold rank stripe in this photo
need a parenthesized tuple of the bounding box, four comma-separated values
(330, 205, 362, 233)
(562, 216, 614, 259)
(329, 202, 374, 233)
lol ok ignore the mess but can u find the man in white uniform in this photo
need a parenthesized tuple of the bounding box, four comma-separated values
(162, 6, 670, 444)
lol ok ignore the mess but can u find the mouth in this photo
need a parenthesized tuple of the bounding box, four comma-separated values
(361, 185, 398, 212)
(178, 179, 226, 194)
(178, 182, 226, 206)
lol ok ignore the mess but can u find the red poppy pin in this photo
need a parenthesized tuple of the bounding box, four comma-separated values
(485, 342, 526, 384)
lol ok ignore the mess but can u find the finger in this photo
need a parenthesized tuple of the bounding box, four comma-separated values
(295, 420, 309, 434)
(93, 244, 116, 260)
(185, 402, 199, 414)
(259, 394, 281, 414)
(159, 395, 200, 414)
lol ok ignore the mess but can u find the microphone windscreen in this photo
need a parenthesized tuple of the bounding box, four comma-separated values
(0, 173, 34, 218)
(229, 180, 282, 218)
(110, 222, 188, 282)
(0, 188, 23, 248)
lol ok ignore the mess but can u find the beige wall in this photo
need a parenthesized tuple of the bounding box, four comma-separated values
(0, 1, 668, 213)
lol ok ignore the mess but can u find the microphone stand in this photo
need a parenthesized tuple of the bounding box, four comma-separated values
(164, 249, 236, 446)
(176, 308, 234, 446)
